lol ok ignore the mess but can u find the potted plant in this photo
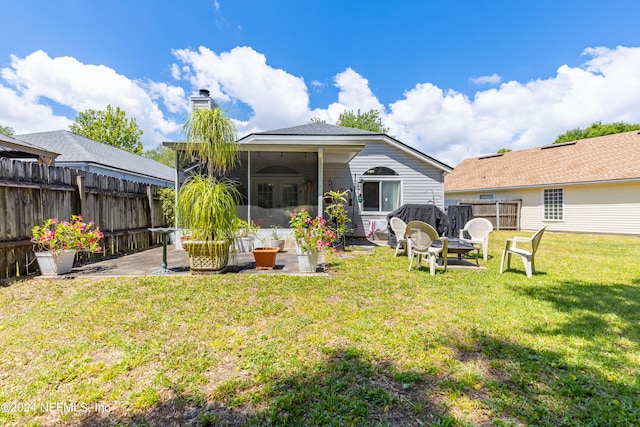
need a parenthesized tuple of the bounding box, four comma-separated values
(289, 208, 336, 273)
(31, 215, 103, 276)
(176, 106, 240, 272)
(324, 189, 353, 251)
(269, 225, 285, 252)
(234, 219, 260, 253)
(251, 246, 279, 270)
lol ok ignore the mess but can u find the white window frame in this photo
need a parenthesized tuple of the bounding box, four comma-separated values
(479, 194, 495, 200)
(360, 177, 403, 213)
(543, 188, 564, 221)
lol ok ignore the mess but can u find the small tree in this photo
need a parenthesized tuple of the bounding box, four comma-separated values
(554, 121, 640, 144)
(324, 189, 353, 250)
(70, 105, 143, 154)
(158, 187, 175, 226)
(0, 125, 14, 136)
(337, 109, 389, 133)
(144, 145, 175, 167)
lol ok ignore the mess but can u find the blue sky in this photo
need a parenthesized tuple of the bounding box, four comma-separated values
(2, 0, 640, 166)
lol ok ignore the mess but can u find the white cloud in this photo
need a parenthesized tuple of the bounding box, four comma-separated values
(171, 46, 310, 133)
(469, 73, 502, 85)
(311, 80, 325, 91)
(314, 68, 388, 125)
(0, 84, 72, 133)
(385, 46, 640, 165)
(0, 50, 182, 148)
(2, 45, 640, 167)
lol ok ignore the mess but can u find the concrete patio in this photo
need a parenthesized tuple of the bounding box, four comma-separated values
(63, 245, 330, 278)
(31, 238, 482, 279)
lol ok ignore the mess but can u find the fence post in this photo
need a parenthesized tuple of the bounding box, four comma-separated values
(147, 185, 155, 229)
(76, 175, 86, 219)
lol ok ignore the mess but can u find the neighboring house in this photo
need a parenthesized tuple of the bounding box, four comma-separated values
(0, 133, 59, 165)
(16, 130, 174, 186)
(166, 92, 452, 238)
(445, 131, 640, 235)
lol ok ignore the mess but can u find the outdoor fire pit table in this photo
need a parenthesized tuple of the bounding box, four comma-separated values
(431, 238, 479, 266)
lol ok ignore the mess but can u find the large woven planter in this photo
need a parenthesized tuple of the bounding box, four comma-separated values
(183, 240, 229, 272)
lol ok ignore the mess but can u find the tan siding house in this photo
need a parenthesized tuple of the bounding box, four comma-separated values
(445, 131, 640, 235)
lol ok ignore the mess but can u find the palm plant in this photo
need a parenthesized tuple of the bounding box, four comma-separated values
(176, 107, 240, 269)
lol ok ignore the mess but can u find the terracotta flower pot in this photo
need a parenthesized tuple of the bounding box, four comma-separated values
(252, 247, 279, 270)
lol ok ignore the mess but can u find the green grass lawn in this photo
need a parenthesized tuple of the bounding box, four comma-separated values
(1, 231, 639, 426)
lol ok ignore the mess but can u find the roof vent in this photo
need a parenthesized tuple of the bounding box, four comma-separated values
(541, 141, 577, 150)
(199, 89, 210, 97)
(478, 153, 504, 160)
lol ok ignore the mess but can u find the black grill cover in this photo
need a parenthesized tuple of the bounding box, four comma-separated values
(446, 205, 474, 238)
(387, 204, 451, 246)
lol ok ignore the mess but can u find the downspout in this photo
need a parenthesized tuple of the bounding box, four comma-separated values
(317, 147, 324, 218)
(173, 148, 179, 229)
(247, 149, 251, 223)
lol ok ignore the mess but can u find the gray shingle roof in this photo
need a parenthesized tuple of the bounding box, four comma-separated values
(16, 130, 174, 182)
(239, 122, 452, 172)
(251, 122, 380, 137)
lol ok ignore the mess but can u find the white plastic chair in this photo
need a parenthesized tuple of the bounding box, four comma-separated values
(459, 218, 493, 261)
(406, 221, 448, 275)
(499, 226, 547, 278)
(390, 217, 407, 257)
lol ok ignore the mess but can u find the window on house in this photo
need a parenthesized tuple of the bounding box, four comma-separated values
(479, 194, 495, 200)
(543, 188, 563, 220)
(362, 167, 401, 212)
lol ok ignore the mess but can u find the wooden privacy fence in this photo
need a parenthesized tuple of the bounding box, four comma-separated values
(0, 158, 170, 280)
(457, 199, 521, 230)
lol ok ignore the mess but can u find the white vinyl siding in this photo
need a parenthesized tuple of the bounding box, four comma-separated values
(324, 141, 446, 237)
(446, 181, 640, 235)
